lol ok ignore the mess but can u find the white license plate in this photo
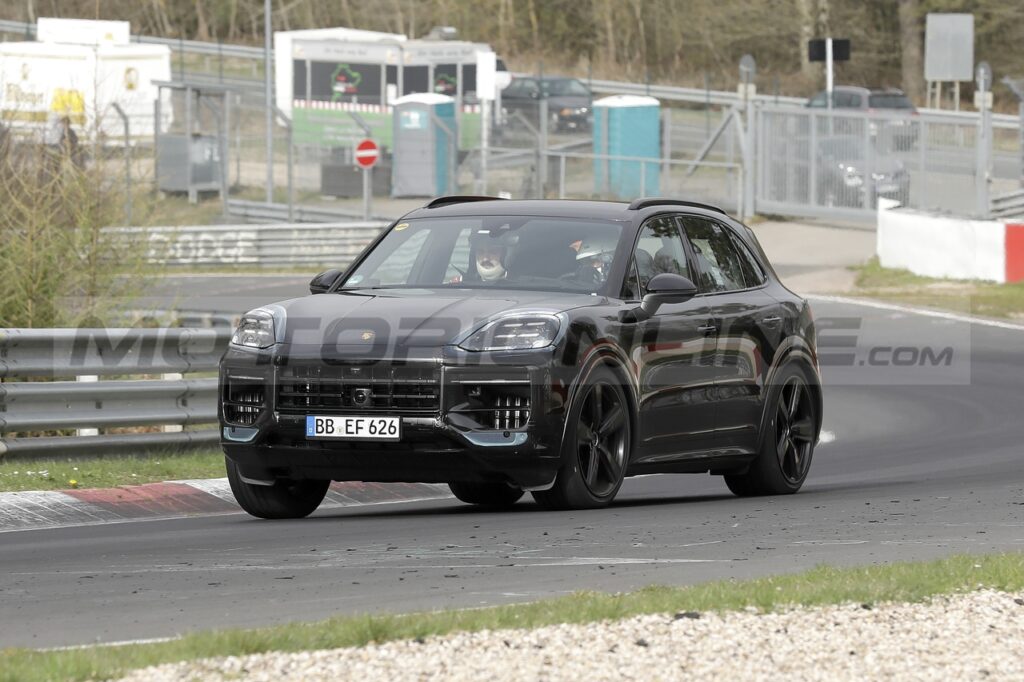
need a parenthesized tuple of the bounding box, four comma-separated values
(305, 415, 401, 441)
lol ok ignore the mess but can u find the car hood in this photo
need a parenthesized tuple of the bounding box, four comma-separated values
(266, 288, 599, 349)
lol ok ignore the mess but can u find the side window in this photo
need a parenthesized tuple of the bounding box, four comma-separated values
(622, 216, 690, 298)
(681, 218, 751, 293)
(807, 91, 827, 108)
(725, 230, 766, 288)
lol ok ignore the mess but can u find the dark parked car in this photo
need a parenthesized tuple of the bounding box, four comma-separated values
(220, 197, 823, 518)
(807, 86, 918, 150)
(816, 135, 910, 208)
(501, 76, 592, 132)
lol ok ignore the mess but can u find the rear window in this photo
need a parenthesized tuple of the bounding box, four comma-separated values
(869, 94, 913, 109)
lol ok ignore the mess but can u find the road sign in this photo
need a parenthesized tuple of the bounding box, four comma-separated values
(925, 13, 973, 82)
(354, 139, 379, 169)
(808, 38, 850, 62)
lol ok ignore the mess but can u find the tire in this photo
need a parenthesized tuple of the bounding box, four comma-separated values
(448, 481, 524, 508)
(532, 365, 632, 510)
(225, 457, 330, 519)
(724, 363, 818, 497)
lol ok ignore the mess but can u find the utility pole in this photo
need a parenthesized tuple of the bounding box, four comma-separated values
(264, 0, 273, 204)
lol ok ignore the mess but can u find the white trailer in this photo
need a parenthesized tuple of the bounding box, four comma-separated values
(0, 18, 170, 141)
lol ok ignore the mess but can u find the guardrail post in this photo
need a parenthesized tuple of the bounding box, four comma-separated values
(75, 375, 99, 437)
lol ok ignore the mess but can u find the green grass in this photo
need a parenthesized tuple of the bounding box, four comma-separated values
(0, 450, 225, 492)
(852, 258, 1024, 319)
(2, 552, 1023, 682)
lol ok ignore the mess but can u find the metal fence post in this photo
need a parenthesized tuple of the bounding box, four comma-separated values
(538, 95, 549, 196)
(559, 154, 566, 198)
(111, 103, 132, 225)
(808, 109, 817, 207)
(918, 119, 928, 209)
(976, 62, 993, 217)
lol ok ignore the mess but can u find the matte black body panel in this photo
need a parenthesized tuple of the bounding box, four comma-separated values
(220, 199, 821, 487)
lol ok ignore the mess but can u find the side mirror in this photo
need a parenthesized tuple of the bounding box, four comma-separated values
(621, 273, 698, 322)
(309, 268, 345, 295)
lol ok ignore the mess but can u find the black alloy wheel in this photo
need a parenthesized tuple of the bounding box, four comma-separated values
(774, 376, 816, 484)
(225, 457, 330, 519)
(724, 364, 817, 497)
(533, 365, 631, 510)
(575, 380, 629, 498)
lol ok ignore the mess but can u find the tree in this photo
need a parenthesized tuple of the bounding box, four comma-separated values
(898, 0, 925, 104)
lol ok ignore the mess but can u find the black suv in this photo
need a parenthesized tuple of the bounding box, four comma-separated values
(220, 197, 822, 518)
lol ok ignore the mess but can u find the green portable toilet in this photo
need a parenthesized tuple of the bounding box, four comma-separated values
(593, 95, 661, 199)
(391, 93, 458, 197)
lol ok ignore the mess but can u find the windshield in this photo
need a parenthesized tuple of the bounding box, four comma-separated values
(341, 216, 623, 295)
(541, 79, 590, 97)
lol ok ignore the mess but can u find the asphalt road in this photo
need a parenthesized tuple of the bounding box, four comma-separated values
(2, 299, 1023, 649)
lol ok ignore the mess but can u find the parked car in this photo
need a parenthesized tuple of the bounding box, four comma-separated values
(220, 197, 823, 518)
(815, 135, 910, 208)
(807, 86, 918, 150)
(501, 76, 592, 132)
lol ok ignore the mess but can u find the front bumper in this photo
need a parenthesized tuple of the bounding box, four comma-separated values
(218, 345, 570, 489)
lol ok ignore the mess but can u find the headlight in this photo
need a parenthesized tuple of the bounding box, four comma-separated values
(231, 309, 276, 349)
(459, 315, 561, 352)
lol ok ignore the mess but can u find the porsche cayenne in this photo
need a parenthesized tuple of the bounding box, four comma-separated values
(219, 197, 822, 518)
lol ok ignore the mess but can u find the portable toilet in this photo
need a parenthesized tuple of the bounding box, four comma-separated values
(391, 93, 457, 197)
(593, 95, 660, 199)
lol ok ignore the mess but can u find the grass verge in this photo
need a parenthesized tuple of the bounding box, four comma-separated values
(851, 258, 1024, 319)
(0, 450, 225, 492)
(2, 552, 1023, 682)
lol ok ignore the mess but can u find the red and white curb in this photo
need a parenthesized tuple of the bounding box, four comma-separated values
(878, 201, 1024, 284)
(0, 480, 453, 533)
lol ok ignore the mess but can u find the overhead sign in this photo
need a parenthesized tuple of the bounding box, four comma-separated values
(354, 139, 379, 169)
(925, 13, 974, 82)
(808, 39, 850, 62)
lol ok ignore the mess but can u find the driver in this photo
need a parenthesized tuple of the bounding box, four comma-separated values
(571, 239, 615, 284)
(474, 241, 508, 281)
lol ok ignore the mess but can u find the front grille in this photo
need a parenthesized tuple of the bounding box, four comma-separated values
(277, 364, 441, 412)
(223, 379, 265, 426)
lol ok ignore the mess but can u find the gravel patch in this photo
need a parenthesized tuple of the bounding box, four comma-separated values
(114, 590, 1024, 681)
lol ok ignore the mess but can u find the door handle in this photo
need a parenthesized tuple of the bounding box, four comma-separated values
(762, 316, 782, 327)
(697, 324, 718, 335)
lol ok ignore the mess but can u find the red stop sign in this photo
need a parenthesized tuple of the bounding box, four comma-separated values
(354, 138, 379, 169)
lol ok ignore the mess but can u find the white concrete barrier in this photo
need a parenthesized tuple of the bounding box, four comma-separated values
(877, 199, 1024, 283)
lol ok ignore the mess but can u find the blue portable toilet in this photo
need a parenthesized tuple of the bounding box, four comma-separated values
(593, 95, 661, 199)
(391, 93, 458, 197)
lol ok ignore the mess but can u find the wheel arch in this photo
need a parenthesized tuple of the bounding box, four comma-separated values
(561, 344, 640, 458)
(759, 342, 824, 444)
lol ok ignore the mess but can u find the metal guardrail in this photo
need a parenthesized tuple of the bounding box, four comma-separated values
(225, 199, 393, 223)
(108, 217, 388, 267)
(0, 328, 230, 460)
(991, 189, 1024, 219)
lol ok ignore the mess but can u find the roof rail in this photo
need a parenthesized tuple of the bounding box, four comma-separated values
(424, 195, 507, 209)
(626, 198, 726, 215)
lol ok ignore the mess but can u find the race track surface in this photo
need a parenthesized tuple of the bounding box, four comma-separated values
(1, 299, 1022, 649)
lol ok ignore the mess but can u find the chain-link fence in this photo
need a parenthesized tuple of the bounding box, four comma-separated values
(756, 105, 1021, 221)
